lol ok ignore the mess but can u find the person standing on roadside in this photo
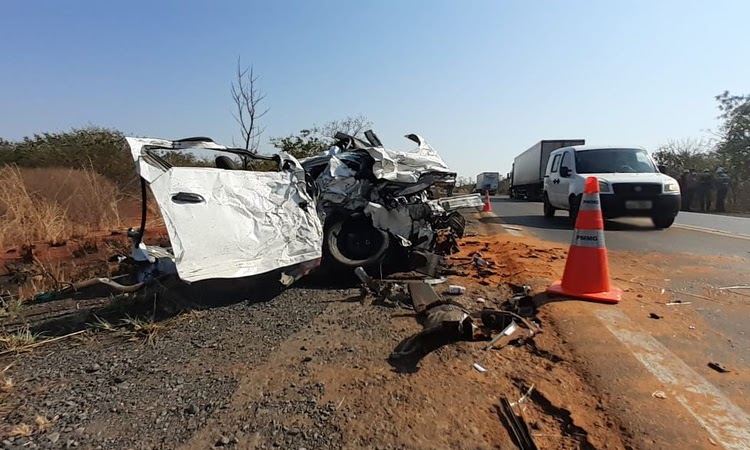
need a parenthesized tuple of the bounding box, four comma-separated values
(715, 167, 731, 212)
(679, 169, 694, 211)
(698, 169, 714, 212)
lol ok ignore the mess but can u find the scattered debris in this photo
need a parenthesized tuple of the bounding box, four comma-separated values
(447, 285, 466, 295)
(502, 288, 536, 317)
(511, 384, 535, 407)
(498, 397, 539, 450)
(472, 363, 487, 373)
(652, 390, 667, 399)
(476, 297, 486, 304)
(389, 299, 476, 361)
(649, 313, 662, 320)
(354, 267, 412, 308)
(689, 325, 696, 330)
(408, 282, 441, 314)
(485, 321, 519, 351)
(665, 300, 691, 306)
(708, 362, 730, 373)
(718, 285, 750, 290)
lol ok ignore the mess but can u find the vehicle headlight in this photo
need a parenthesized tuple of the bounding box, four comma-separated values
(664, 182, 680, 193)
(598, 181, 611, 193)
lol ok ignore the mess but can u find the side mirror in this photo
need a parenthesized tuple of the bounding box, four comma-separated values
(658, 164, 667, 173)
(560, 166, 571, 177)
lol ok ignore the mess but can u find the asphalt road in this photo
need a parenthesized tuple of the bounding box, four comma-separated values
(486, 196, 750, 449)
(488, 196, 750, 259)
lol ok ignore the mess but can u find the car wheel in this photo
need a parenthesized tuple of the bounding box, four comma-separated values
(324, 215, 390, 270)
(652, 216, 675, 229)
(568, 194, 581, 223)
(543, 194, 556, 219)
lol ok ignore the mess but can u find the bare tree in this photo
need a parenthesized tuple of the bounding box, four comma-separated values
(316, 115, 372, 139)
(231, 59, 268, 161)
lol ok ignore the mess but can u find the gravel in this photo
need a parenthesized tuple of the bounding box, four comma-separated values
(1, 287, 336, 450)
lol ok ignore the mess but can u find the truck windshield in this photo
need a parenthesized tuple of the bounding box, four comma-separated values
(575, 149, 658, 174)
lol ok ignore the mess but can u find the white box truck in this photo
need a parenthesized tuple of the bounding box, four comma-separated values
(509, 139, 585, 200)
(474, 172, 501, 195)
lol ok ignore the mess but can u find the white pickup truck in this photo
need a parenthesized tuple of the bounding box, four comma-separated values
(542, 145, 681, 229)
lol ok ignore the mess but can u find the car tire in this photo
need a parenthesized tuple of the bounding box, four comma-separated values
(324, 215, 390, 270)
(568, 194, 581, 223)
(543, 194, 556, 219)
(652, 216, 675, 229)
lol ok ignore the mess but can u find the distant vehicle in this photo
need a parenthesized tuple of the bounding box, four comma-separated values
(509, 140, 585, 200)
(474, 172, 501, 195)
(542, 145, 681, 229)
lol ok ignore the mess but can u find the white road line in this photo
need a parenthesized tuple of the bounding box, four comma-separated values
(673, 223, 750, 241)
(596, 309, 750, 450)
(502, 226, 523, 237)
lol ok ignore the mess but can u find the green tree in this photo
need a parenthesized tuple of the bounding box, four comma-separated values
(713, 91, 750, 210)
(270, 115, 373, 160)
(0, 137, 16, 165)
(270, 129, 331, 160)
(714, 91, 750, 182)
(653, 138, 717, 177)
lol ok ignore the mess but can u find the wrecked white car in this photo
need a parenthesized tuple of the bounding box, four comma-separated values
(126, 137, 323, 283)
(124, 132, 479, 286)
(301, 131, 477, 274)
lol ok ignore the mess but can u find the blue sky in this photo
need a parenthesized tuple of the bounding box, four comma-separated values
(1, 0, 748, 178)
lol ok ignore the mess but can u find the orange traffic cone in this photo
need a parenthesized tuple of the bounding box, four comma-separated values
(547, 177, 621, 304)
(482, 190, 492, 212)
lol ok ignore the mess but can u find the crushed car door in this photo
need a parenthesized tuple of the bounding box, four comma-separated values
(127, 137, 323, 283)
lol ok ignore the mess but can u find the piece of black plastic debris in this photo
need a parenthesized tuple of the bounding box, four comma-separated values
(708, 362, 730, 373)
(649, 313, 662, 320)
(408, 282, 441, 314)
(481, 309, 516, 330)
(499, 397, 539, 450)
(501, 293, 537, 318)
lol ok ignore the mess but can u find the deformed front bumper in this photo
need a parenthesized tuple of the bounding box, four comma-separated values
(600, 193, 681, 218)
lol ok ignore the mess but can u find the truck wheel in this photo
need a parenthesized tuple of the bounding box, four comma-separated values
(543, 194, 556, 218)
(568, 194, 581, 223)
(651, 216, 675, 229)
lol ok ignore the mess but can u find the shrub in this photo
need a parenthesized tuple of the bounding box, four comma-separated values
(1, 127, 137, 192)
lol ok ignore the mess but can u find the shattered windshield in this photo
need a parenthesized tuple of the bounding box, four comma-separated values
(575, 149, 658, 174)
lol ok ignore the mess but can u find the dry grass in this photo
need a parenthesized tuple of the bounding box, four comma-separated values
(90, 315, 117, 332)
(0, 327, 39, 353)
(7, 423, 33, 437)
(122, 315, 166, 346)
(121, 310, 203, 347)
(15, 257, 69, 300)
(0, 165, 122, 247)
(1, 376, 13, 393)
(0, 292, 27, 319)
(34, 415, 51, 432)
(0, 329, 87, 357)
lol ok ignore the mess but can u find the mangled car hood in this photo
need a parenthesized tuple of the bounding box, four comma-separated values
(127, 137, 323, 283)
(365, 134, 452, 183)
